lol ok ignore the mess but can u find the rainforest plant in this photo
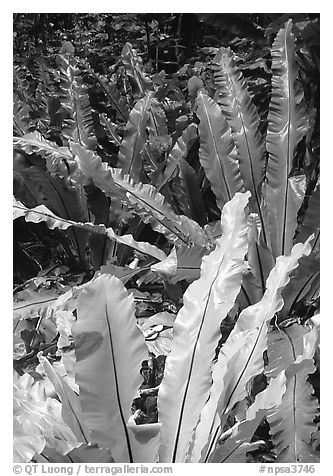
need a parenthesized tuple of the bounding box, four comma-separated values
(13, 19, 319, 464)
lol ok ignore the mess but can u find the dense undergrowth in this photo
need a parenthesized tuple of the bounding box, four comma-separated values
(13, 14, 319, 464)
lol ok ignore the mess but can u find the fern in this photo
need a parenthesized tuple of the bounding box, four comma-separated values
(118, 92, 154, 181)
(13, 20, 319, 464)
(81, 60, 129, 122)
(158, 192, 250, 462)
(59, 55, 97, 150)
(266, 325, 319, 462)
(121, 43, 152, 98)
(212, 47, 267, 241)
(196, 90, 244, 211)
(72, 143, 211, 247)
(13, 198, 166, 261)
(264, 20, 309, 258)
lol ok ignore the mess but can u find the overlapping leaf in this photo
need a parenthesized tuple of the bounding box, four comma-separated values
(13, 131, 74, 183)
(38, 354, 90, 443)
(265, 324, 319, 462)
(208, 371, 287, 462)
(72, 143, 211, 247)
(213, 47, 267, 241)
(193, 235, 313, 463)
(158, 192, 250, 463)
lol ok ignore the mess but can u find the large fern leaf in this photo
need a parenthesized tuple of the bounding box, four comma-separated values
(72, 275, 148, 462)
(212, 47, 267, 241)
(13, 132, 73, 180)
(265, 20, 309, 258)
(121, 43, 152, 98)
(157, 192, 250, 463)
(59, 56, 97, 150)
(118, 93, 153, 181)
(265, 324, 319, 462)
(267, 359, 318, 462)
(196, 91, 244, 211)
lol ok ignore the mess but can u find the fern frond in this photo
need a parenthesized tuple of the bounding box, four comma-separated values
(81, 61, 129, 122)
(212, 47, 267, 241)
(13, 198, 166, 261)
(99, 113, 122, 147)
(13, 132, 73, 180)
(207, 371, 287, 462)
(158, 192, 250, 463)
(121, 43, 152, 97)
(163, 123, 207, 224)
(118, 93, 154, 181)
(13, 93, 31, 136)
(196, 235, 313, 463)
(72, 144, 211, 247)
(59, 56, 97, 150)
(196, 90, 245, 211)
(265, 20, 309, 258)
(72, 275, 148, 462)
(265, 324, 319, 462)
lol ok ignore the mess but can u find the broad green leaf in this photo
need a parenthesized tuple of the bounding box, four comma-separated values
(150, 247, 177, 279)
(196, 91, 244, 211)
(13, 93, 31, 136)
(265, 20, 309, 257)
(161, 123, 207, 225)
(158, 192, 250, 463)
(158, 123, 198, 189)
(139, 312, 176, 356)
(72, 275, 148, 462)
(95, 261, 150, 284)
(280, 253, 319, 319)
(84, 183, 114, 270)
(170, 245, 209, 284)
(213, 47, 267, 241)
